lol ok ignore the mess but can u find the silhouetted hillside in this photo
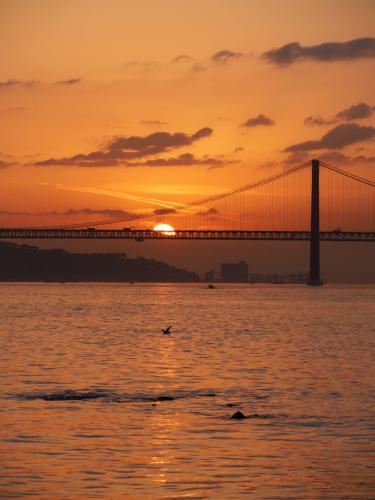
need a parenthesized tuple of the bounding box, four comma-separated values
(0, 242, 199, 282)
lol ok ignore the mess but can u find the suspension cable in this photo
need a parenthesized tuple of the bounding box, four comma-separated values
(36, 161, 311, 229)
(320, 161, 375, 188)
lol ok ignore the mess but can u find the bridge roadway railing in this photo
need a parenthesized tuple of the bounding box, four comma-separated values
(0, 228, 375, 241)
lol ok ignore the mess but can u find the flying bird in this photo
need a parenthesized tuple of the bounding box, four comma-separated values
(161, 325, 172, 335)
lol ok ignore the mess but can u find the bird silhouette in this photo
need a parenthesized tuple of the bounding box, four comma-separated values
(161, 325, 172, 334)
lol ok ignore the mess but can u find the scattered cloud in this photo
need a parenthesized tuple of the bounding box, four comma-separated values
(188, 49, 245, 74)
(123, 60, 158, 75)
(304, 115, 335, 126)
(264, 149, 375, 170)
(336, 102, 374, 121)
(153, 208, 177, 215)
(0, 210, 32, 215)
(234, 147, 244, 153)
(316, 151, 349, 164)
(259, 160, 279, 169)
(173, 54, 193, 63)
(241, 114, 274, 128)
(0, 208, 135, 218)
(0, 79, 39, 89)
(56, 208, 132, 217)
(319, 151, 375, 165)
(195, 207, 219, 216)
(34, 127, 215, 167)
(305, 102, 375, 126)
(0, 78, 82, 89)
(141, 120, 167, 126)
(191, 63, 207, 73)
(129, 153, 230, 168)
(211, 50, 244, 64)
(284, 123, 375, 152)
(2, 106, 28, 113)
(282, 151, 310, 165)
(350, 155, 375, 164)
(106, 127, 213, 156)
(54, 78, 81, 85)
(264, 37, 375, 66)
(0, 160, 16, 168)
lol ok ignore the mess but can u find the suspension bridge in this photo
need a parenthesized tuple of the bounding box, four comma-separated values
(1, 159, 374, 285)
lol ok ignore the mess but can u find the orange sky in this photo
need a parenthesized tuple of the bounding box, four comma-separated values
(0, 0, 375, 229)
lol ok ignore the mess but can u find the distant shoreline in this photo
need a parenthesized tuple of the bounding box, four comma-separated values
(0, 241, 199, 283)
(0, 281, 374, 285)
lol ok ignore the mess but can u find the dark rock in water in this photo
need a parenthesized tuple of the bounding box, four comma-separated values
(226, 403, 236, 407)
(155, 396, 174, 402)
(230, 411, 246, 420)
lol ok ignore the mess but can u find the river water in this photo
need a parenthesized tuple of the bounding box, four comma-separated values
(1, 283, 374, 499)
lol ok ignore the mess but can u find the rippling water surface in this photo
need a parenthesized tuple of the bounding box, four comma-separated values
(1, 283, 375, 499)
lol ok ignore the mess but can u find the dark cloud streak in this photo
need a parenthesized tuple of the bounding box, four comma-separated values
(0, 208, 135, 218)
(305, 102, 375, 126)
(130, 153, 229, 168)
(195, 207, 219, 217)
(0, 79, 39, 89)
(264, 37, 375, 66)
(54, 78, 81, 85)
(241, 114, 274, 128)
(141, 120, 167, 126)
(211, 50, 244, 64)
(173, 54, 193, 63)
(336, 102, 374, 121)
(34, 128, 219, 167)
(285, 123, 375, 152)
(0, 160, 16, 168)
(304, 115, 335, 126)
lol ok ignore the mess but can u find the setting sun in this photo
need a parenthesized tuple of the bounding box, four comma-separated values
(153, 223, 176, 235)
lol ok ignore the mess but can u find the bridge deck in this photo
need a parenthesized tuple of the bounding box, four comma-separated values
(0, 229, 375, 241)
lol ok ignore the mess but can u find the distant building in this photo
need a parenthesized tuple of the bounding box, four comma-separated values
(204, 270, 214, 282)
(221, 261, 248, 282)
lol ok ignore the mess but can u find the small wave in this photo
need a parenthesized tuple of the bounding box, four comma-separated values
(17, 389, 115, 401)
(15, 388, 218, 403)
(230, 411, 274, 420)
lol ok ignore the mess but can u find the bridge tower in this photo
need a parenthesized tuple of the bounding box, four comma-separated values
(307, 159, 323, 286)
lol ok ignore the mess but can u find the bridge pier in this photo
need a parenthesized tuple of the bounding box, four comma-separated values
(307, 159, 323, 286)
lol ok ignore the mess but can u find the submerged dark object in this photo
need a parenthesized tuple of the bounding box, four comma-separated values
(154, 396, 174, 402)
(161, 325, 172, 334)
(231, 411, 246, 420)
